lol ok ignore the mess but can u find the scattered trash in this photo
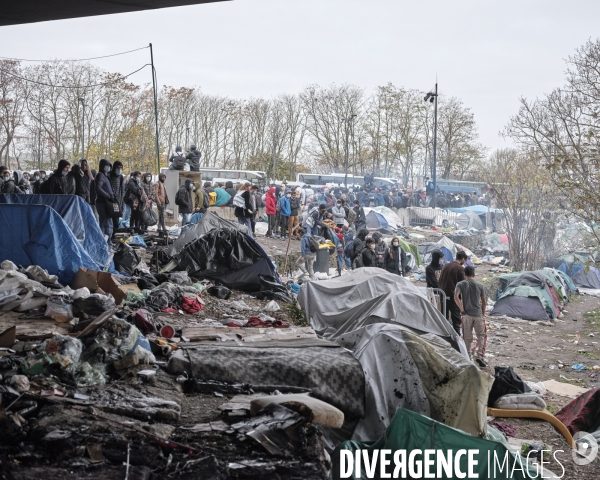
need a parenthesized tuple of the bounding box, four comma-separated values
(207, 285, 232, 300)
(264, 300, 281, 312)
(572, 364, 585, 371)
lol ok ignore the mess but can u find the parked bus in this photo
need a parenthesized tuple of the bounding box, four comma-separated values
(295, 173, 397, 189)
(199, 168, 266, 185)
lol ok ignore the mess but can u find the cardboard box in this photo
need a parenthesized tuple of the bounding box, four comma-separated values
(71, 267, 140, 305)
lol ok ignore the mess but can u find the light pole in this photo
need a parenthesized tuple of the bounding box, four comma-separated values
(78, 97, 85, 159)
(343, 114, 357, 187)
(424, 83, 438, 208)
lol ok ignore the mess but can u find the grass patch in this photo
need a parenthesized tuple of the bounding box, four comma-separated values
(285, 302, 307, 326)
(558, 377, 587, 387)
(579, 350, 597, 359)
(546, 404, 559, 415)
(584, 310, 600, 332)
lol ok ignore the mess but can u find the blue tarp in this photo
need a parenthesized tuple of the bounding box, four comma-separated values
(0, 194, 109, 269)
(446, 205, 503, 215)
(0, 204, 102, 285)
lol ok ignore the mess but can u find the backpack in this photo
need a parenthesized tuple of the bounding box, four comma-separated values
(308, 236, 319, 253)
(202, 191, 210, 209)
(171, 154, 186, 170)
(208, 191, 217, 206)
(233, 191, 246, 208)
(344, 239, 355, 258)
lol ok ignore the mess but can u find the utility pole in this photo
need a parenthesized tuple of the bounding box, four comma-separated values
(271, 115, 278, 181)
(343, 114, 357, 187)
(79, 97, 85, 159)
(149, 43, 161, 174)
(424, 83, 439, 208)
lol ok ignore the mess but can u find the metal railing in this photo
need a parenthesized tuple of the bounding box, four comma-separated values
(407, 207, 459, 228)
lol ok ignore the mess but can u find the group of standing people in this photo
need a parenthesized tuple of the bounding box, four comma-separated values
(1, 159, 171, 242)
(426, 249, 488, 366)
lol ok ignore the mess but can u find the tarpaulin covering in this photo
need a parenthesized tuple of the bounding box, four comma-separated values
(331, 409, 537, 480)
(447, 204, 504, 215)
(556, 387, 600, 435)
(167, 211, 249, 256)
(298, 268, 465, 354)
(333, 324, 493, 441)
(175, 229, 276, 291)
(0, 194, 109, 269)
(0, 204, 101, 285)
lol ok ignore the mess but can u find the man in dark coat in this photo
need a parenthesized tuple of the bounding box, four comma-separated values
(186, 145, 201, 171)
(109, 161, 125, 235)
(1, 169, 23, 194)
(43, 159, 74, 194)
(95, 159, 116, 240)
(176, 178, 194, 225)
(225, 181, 237, 206)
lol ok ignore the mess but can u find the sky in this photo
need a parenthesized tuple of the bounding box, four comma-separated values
(1, 0, 600, 151)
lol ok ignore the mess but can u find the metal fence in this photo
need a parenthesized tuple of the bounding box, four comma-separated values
(407, 207, 459, 228)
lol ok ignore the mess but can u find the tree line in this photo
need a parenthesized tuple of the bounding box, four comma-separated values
(0, 60, 484, 185)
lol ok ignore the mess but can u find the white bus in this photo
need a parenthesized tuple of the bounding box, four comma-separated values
(198, 168, 266, 185)
(295, 173, 398, 189)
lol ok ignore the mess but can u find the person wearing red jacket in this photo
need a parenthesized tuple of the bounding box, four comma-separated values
(265, 187, 277, 238)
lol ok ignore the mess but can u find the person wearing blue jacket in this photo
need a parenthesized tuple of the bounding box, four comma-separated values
(95, 159, 116, 241)
(279, 192, 291, 240)
(296, 228, 316, 281)
(214, 186, 232, 207)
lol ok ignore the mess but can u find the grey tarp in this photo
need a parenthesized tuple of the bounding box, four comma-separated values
(298, 267, 467, 355)
(490, 295, 550, 321)
(167, 211, 250, 256)
(455, 210, 485, 230)
(573, 266, 600, 289)
(333, 324, 493, 441)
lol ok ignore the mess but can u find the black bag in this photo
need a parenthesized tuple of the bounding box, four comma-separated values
(141, 208, 157, 226)
(113, 243, 141, 276)
(207, 285, 232, 300)
(257, 275, 293, 303)
(171, 154, 186, 170)
(488, 366, 532, 406)
(308, 236, 319, 253)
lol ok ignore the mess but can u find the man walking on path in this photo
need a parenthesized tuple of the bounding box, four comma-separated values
(454, 265, 487, 367)
(296, 228, 316, 281)
(438, 251, 467, 334)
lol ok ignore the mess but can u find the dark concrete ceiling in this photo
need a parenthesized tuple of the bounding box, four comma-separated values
(0, 0, 227, 27)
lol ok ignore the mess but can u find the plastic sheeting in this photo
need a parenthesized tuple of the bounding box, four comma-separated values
(298, 268, 467, 356)
(490, 295, 550, 321)
(331, 409, 537, 480)
(175, 229, 277, 291)
(0, 204, 101, 285)
(0, 194, 109, 269)
(455, 210, 485, 230)
(332, 324, 493, 440)
(168, 211, 250, 256)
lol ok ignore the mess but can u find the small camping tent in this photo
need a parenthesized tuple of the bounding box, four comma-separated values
(364, 209, 390, 231)
(455, 210, 485, 230)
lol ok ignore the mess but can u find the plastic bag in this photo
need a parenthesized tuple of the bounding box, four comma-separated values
(80, 317, 140, 365)
(257, 275, 294, 304)
(113, 243, 141, 276)
(134, 345, 156, 365)
(45, 295, 74, 323)
(72, 294, 116, 317)
(525, 381, 547, 395)
(142, 208, 158, 227)
(208, 285, 232, 300)
(264, 300, 281, 312)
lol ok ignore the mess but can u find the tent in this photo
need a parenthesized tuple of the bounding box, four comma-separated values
(0, 204, 102, 285)
(173, 229, 277, 291)
(298, 268, 465, 354)
(331, 409, 537, 480)
(490, 295, 550, 321)
(364, 209, 390, 230)
(167, 211, 249, 256)
(573, 266, 600, 289)
(0, 193, 109, 269)
(455, 210, 485, 230)
(367, 206, 404, 229)
(547, 252, 600, 289)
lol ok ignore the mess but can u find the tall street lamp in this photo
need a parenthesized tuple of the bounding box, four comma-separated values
(78, 97, 85, 159)
(343, 114, 357, 187)
(424, 84, 438, 208)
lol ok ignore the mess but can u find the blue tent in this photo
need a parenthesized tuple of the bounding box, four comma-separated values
(365, 210, 390, 229)
(0, 204, 103, 285)
(0, 194, 109, 269)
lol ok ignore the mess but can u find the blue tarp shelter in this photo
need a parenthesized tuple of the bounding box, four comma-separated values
(0, 204, 103, 285)
(0, 194, 109, 269)
(446, 205, 503, 215)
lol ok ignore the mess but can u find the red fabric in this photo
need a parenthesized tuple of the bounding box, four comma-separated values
(547, 285, 562, 315)
(161, 307, 178, 313)
(272, 319, 290, 328)
(245, 316, 270, 328)
(225, 322, 242, 328)
(265, 188, 276, 215)
(133, 309, 155, 335)
(556, 387, 600, 434)
(181, 296, 203, 314)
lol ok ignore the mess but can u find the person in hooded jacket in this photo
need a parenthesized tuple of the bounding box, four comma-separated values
(154, 173, 169, 231)
(359, 238, 377, 268)
(71, 159, 94, 204)
(351, 228, 369, 267)
(32, 171, 45, 194)
(194, 182, 206, 215)
(44, 159, 74, 194)
(426, 249, 444, 288)
(279, 192, 291, 239)
(1, 169, 24, 194)
(225, 181, 237, 206)
(95, 159, 116, 240)
(265, 187, 277, 237)
(169, 146, 186, 170)
(13, 170, 31, 194)
(186, 145, 201, 171)
(383, 237, 407, 276)
(176, 178, 194, 225)
(372, 232, 387, 268)
(142, 172, 155, 205)
(233, 182, 253, 230)
(125, 171, 148, 231)
(109, 161, 125, 234)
